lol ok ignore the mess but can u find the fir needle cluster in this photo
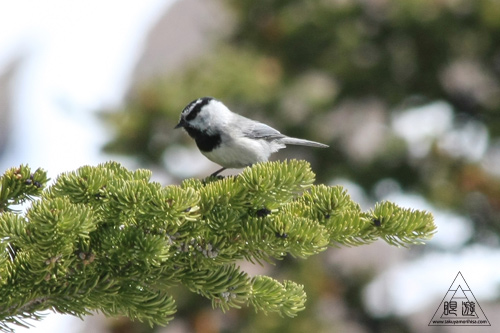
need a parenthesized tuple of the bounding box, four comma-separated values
(0, 161, 436, 332)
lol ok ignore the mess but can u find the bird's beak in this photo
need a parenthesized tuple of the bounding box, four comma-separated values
(174, 118, 185, 129)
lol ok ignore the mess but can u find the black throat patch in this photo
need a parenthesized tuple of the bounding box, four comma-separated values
(183, 126, 222, 152)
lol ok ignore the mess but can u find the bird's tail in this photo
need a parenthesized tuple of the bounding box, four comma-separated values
(280, 137, 329, 148)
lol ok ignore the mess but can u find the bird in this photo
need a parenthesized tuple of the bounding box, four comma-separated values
(175, 97, 328, 176)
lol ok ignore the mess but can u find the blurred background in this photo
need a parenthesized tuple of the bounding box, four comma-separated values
(1, 0, 500, 332)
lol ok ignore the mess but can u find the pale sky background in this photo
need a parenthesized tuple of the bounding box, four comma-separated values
(0, 0, 499, 332)
(0, 0, 176, 178)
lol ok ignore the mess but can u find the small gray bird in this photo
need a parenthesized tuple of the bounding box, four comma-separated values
(175, 97, 328, 176)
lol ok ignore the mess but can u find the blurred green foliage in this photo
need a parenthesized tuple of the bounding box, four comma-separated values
(100, 0, 500, 331)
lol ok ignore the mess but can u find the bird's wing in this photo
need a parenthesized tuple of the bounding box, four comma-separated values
(239, 117, 328, 148)
(241, 120, 284, 140)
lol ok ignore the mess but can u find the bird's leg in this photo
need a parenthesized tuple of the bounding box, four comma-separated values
(210, 167, 226, 177)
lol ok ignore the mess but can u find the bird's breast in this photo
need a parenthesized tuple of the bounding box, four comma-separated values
(202, 137, 279, 168)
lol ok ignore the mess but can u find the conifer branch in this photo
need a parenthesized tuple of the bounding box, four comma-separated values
(0, 161, 436, 332)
